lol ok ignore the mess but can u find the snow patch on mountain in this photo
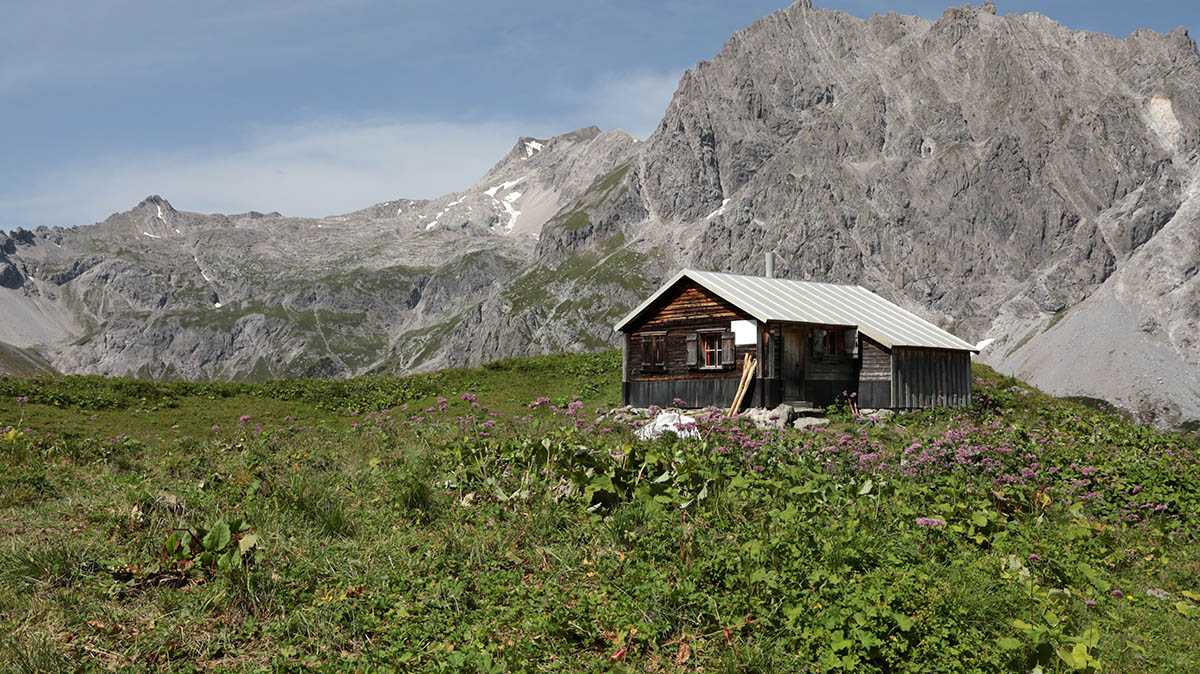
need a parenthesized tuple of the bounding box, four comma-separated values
(706, 199, 730, 219)
(485, 177, 525, 197)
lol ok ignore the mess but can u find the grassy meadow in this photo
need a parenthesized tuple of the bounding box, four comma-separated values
(1, 352, 1198, 672)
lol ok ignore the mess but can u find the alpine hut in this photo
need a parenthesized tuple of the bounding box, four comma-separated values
(614, 264, 979, 411)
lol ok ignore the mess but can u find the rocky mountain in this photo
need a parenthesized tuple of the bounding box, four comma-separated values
(0, 127, 637, 378)
(2, 1, 1198, 425)
(448, 0, 1200, 424)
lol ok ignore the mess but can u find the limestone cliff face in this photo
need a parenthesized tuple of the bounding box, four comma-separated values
(471, 1, 1200, 422)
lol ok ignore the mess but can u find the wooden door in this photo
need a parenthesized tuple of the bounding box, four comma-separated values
(782, 327, 805, 402)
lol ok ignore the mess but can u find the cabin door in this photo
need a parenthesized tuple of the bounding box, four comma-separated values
(782, 326, 805, 403)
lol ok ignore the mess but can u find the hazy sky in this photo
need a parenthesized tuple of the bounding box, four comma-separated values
(3, 0, 1197, 228)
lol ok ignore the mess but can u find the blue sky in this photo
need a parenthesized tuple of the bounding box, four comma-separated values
(3, 1, 1197, 228)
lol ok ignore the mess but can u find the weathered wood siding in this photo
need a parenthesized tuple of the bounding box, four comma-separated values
(624, 378, 757, 410)
(637, 280, 749, 330)
(759, 323, 782, 407)
(857, 336, 892, 409)
(801, 326, 856, 406)
(891, 348, 972, 409)
(623, 280, 757, 408)
(629, 331, 756, 381)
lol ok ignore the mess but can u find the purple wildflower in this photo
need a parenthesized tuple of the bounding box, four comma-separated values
(916, 517, 947, 528)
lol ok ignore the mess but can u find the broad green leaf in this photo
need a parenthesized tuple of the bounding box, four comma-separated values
(996, 637, 1022, 650)
(971, 512, 988, 527)
(238, 533, 259, 554)
(1080, 626, 1099, 648)
(858, 479, 873, 495)
(203, 520, 231, 552)
(1071, 643, 1091, 669)
(894, 614, 914, 631)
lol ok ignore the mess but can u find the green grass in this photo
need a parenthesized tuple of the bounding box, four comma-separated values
(1, 358, 1198, 672)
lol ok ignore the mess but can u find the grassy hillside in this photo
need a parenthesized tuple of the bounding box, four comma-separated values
(1, 354, 1198, 672)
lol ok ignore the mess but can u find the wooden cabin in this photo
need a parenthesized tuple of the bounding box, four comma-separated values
(613, 269, 979, 410)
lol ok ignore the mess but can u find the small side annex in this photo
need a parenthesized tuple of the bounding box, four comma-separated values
(614, 269, 979, 411)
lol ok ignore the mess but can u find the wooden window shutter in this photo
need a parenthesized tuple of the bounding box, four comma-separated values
(640, 335, 652, 372)
(720, 332, 735, 367)
(685, 333, 698, 369)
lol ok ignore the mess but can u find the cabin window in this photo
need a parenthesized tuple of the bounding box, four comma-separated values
(823, 329, 844, 356)
(812, 327, 847, 360)
(701, 333, 721, 367)
(640, 332, 666, 372)
(687, 330, 736, 370)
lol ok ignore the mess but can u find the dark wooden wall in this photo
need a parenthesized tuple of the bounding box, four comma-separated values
(636, 280, 749, 331)
(624, 378, 757, 410)
(856, 336, 892, 409)
(799, 326, 855, 407)
(892, 348, 972, 408)
(623, 280, 757, 408)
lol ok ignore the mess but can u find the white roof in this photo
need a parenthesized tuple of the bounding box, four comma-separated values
(614, 269, 978, 352)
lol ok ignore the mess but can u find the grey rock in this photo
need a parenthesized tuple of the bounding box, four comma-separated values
(0, 127, 637, 380)
(793, 417, 832, 430)
(0, 261, 22, 289)
(742, 404, 796, 429)
(504, 2, 1200, 424)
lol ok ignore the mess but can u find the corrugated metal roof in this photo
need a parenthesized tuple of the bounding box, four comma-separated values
(614, 269, 978, 352)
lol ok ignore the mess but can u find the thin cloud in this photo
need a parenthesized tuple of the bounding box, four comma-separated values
(0, 118, 529, 227)
(3, 69, 685, 228)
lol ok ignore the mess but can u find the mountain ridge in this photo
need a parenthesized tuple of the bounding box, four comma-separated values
(2, 1, 1198, 424)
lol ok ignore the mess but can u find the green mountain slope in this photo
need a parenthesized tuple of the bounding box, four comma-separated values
(1, 355, 1197, 671)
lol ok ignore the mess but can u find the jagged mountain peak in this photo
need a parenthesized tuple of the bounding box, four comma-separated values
(518, 2, 1200, 424)
(136, 194, 174, 210)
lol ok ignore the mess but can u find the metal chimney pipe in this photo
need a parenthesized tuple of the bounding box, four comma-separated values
(765, 252, 775, 278)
